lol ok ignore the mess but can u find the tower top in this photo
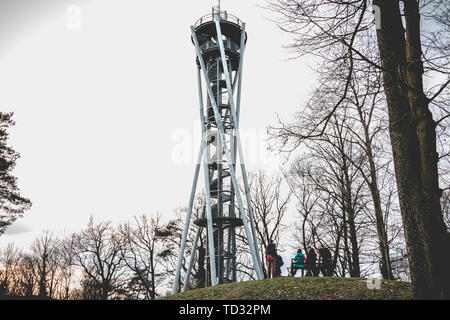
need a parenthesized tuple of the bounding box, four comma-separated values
(194, 5, 244, 29)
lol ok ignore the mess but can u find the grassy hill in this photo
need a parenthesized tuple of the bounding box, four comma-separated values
(163, 277, 413, 300)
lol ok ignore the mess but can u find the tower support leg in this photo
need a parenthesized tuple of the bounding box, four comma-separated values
(172, 142, 203, 295)
(182, 226, 203, 292)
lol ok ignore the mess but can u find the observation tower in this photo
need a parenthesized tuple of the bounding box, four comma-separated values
(172, 5, 263, 294)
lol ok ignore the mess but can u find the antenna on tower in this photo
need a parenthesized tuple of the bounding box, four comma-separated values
(213, 0, 222, 17)
(214, 0, 221, 12)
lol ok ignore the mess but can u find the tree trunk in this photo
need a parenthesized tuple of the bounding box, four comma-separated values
(369, 175, 394, 280)
(38, 258, 47, 298)
(150, 254, 156, 300)
(331, 229, 341, 277)
(102, 281, 110, 300)
(364, 125, 394, 280)
(345, 204, 361, 278)
(341, 197, 351, 277)
(374, 0, 450, 299)
(342, 151, 361, 277)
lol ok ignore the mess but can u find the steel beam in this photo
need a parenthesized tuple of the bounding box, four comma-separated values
(214, 16, 264, 279)
(198, 67, 218, 287)
(182, 226, 202, 292)
(171, 141, 203, 294)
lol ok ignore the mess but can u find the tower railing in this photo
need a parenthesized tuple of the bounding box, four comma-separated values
(200, 40, 240, 52)
(194, 10, 243, 28)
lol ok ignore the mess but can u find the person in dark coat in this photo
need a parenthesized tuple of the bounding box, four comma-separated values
(318, 245, 333, 277)
(305, 246, 319, 277)
(196, 245, 206, 288)
(274, 254, 284, 277)
(266, 240, 277, 279)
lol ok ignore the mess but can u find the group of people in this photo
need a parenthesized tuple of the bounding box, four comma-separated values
(266, 240, 333, 278)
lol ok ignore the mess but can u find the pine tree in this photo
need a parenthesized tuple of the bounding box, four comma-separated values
(0, 112, 31, 235)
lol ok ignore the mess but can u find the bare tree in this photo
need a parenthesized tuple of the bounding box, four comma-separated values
(30, 231, 57, 298)
(72, 217, 126, 300)
(237, 171, 291, 278)
(119, 213, 175, 299)
(15, 253, 38, 297)
(284, 115, 368, 278)
(332, 58, 398, 280)
(0, 242, 19, 295)
(165, 194, 207, 291)
(56, 234, 77, 300)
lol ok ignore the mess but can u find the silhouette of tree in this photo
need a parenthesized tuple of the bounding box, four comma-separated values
(72, 217, 126, 300)
(31, 231, 57, 298)
(0, 112, 31, 235)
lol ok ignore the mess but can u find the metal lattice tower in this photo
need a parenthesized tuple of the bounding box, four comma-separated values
(172, 6, 263, 294)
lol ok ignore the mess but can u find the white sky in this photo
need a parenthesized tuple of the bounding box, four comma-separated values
(0, 0, 315, 253)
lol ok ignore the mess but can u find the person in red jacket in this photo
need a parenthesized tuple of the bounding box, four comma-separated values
(266, 240, 277, 279)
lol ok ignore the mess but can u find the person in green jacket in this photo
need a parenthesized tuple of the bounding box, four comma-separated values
(291, 249, 306, 277)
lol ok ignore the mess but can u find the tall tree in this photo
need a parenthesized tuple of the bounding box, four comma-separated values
(332, 55, 397, 280)
(0, 112, 31, 235)
(31, 231, 56, 298)
(119, 213, 174, 299)
(374, 0, 449, 298)
(57, 234, 76, 300)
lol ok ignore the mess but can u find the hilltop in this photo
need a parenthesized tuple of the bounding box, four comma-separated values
(163, 277, 413, 300)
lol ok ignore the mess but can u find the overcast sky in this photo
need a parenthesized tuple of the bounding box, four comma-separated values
(0, 0, 315, 251)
